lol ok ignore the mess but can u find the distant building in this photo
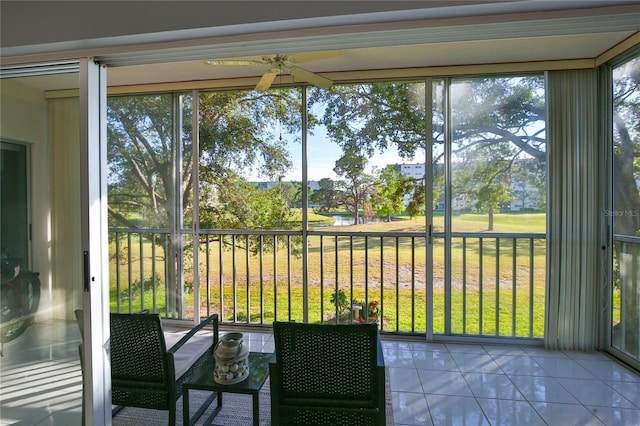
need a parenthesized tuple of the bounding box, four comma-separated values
(393, 163, 426, 179)
(252, 181, 321, 191)
(392, 161, 543, 212)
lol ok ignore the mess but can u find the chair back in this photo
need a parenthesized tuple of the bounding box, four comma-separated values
(110, 313, 170, 385)
(272, 321, 379, 405)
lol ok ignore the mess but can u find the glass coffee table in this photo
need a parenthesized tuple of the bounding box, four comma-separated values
(182, 351, 271, 426)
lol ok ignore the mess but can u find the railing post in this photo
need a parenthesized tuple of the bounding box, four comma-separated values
(139, 232, 144, 311)
(127, 232, 132, 313)
(152, 233, 157, 313)
(219, 235, 224, 323)
(462, 236, 467, 334)
(259, 235, 264, 324)
(320, 235, 324, 324)
(396, 237, 400, 332)
(380, 236, 384, 332)
(287, 235, 292, 322)
(246, 234, 250, 324)
(350, 235, 354, 323)
(512, 238, 517, 337)
(273, 235, 278, 322)
(479, 237, 484, 335)
(496, 237, 500, 336)
(232, 235, 237, 322)
(115, 231, 121, 313)
(335, 235, 339, 324)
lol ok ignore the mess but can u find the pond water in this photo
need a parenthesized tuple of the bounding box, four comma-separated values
(331, 215, 381, 226)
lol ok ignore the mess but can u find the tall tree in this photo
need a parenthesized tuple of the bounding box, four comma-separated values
(310, 83, 426, 158)
(309, 177, 339, 213)
(453, 143, 517, 230)
(108, 88, 305, 232)
(107, 89, 307, 306)
(198, 172, 292, 231)
(333, 152, 374, 225)
(613, 57, 640, 236)
(371, 165, 412, 222)
(310, 78, 547, 228)
(447, 77, 546, 229)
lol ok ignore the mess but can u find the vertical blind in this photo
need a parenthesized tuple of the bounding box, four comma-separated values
(545, 68, 600, 351)
(49, 96, 83, 320)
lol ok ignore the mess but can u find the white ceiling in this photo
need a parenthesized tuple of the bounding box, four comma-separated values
(108, 32, 635, 88)
(102, 3, 639, 88)
(2, 1, 639, 91)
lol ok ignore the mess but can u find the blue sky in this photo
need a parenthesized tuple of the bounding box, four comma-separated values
(249, 124, 418, 183)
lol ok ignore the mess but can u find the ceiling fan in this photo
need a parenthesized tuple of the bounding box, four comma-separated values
(204, 51, 341, 91)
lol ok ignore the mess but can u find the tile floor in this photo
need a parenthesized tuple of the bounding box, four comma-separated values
(0, 319, 83, 425)
(382, 340, 640, 426)
(1, 320, 640, 425)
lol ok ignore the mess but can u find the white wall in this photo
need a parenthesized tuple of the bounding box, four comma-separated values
(0, 79, 52, 319)
(48, 96, 82, 320)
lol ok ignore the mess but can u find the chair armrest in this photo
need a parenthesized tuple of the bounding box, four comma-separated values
(375, 333, 386, 423)
(168, 314, 218, 354)
(376, 336, 385, 368)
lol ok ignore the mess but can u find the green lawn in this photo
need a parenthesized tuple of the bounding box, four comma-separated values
(109, 212, 547, 337)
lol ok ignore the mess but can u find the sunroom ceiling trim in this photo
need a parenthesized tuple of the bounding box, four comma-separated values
(98, 58, 595, 96)
(94, 9, 640, 68)
(596, 32, 640, 66)
(0, 60, 80, 78)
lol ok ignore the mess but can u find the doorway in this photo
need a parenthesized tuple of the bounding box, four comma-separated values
(0, 141, 29, 266)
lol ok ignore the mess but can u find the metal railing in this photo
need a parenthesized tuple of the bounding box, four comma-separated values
(612, 235, 640, 360)
(109, 227, 546, 338)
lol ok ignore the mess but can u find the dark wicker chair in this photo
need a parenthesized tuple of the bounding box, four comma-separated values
(269, 321, 386, 426)
(76, 310, 218, 426)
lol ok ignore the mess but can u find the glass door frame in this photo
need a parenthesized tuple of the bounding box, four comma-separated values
(0, 57, 111, 425)
(79, 58, 111, 425)
(606, 47, 640, 371)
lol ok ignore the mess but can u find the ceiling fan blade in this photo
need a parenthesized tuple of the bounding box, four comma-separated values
(289, 66, 333, 89)
(289, 50, 343, 64)
(255, 71, 278, 91)
(204, 59, 265, 66)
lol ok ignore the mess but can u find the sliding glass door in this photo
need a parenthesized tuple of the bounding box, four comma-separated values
(0, 60, 110, 425)
(105, 73, 548, 341)
(611, 52, 640, 367)
(437, 75, 546, 340)
(0, 64, 85, 424)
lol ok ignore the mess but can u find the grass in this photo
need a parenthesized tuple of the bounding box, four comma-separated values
(110, 282, 545, 337)
(109, 212, 547, 337)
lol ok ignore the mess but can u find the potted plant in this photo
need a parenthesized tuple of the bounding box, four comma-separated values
(367, 299, 380, 322)
(330, 289, 350, 319)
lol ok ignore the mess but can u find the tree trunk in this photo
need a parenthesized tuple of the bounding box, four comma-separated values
(488, 206, 494, 231)
(353, 197, 359, 225)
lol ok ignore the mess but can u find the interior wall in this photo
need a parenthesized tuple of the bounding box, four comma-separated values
(0, 79, 52, 320)
(48, 96, 82, 320)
